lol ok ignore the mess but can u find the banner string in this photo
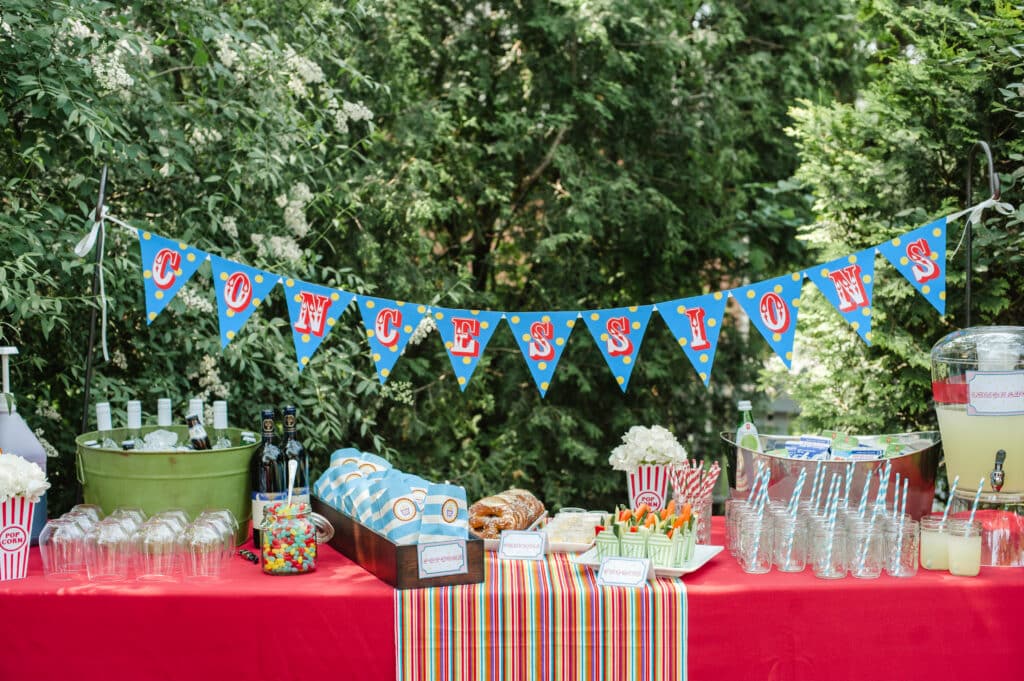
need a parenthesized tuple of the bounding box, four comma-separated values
(73, 206, 110, 362)
(946, 197, 1016, 258)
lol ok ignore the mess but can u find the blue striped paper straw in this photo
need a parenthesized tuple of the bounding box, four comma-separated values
(967, 477, 985, 526)
(787, 468, 807, 517)
(895, 478, 910, 570)
(843, 466, 854, 507)
(893, 472, 902, 517)
(821, 474, 842, 572)
(941, 475, 960, 524)
(857, 467, 873, 519)
(807, 462, 823, 511)
(746, 460, 765, 504)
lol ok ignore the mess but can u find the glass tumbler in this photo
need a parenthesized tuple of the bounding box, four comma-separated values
(182, 520, 226, 582)
(947, 519, 983, 577)
(884, 517, 919, 578)
(134, 519, 180, 582)
(725, 499, 749, 556)
(810, 523, 846, 579)
(39, 518, 87, 581)
(847, 519, 883, 579)
(772, 514, 806, 572)
(919, 516, 950, 571)
(85, 517, 132, 582)
(737, 511, 772, 574)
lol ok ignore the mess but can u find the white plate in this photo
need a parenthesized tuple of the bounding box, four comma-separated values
(571, 543, 724, 578)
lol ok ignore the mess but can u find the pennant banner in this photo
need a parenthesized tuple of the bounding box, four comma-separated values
(137, 230, 207, 323)
(658, 292, 728, 386)
(733, 272, 804, 370)
(210, 255, 280, 348)
(284, 277, 353, 372)
(805, 248, 876, 345)
(128, 210, 976, 390)
(357, 297, 430, 383)
(877, 217, 947, 315)
(582, 305, 654, 392)
(431, 307, 504, 391)
(506, 311, 578, 397)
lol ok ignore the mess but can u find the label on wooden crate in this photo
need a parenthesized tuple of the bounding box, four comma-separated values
(497, 531, 547, 561)
(417, 540, 469, 578)
(596, 557, 653, 588)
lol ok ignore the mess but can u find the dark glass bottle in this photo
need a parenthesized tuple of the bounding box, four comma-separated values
(281, 405, 310, 506)
(250, 409, 284, 547)
(186, 413, 211, 450)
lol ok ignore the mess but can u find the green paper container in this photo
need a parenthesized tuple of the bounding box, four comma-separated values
(595, 532, 620, 560)
(620, 533, 647, 559)
(646, 535, 673, 567)
(75, 426, 255, 544)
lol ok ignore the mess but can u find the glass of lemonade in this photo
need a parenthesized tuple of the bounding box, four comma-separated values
(919, 516, 950, 570)
(947, 519, 983, 577)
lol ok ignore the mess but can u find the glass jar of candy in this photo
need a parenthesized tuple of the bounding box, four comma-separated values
(260, 501, 318, 575)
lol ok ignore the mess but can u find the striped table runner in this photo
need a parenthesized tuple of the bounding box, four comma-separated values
(396, 552, 687, 680)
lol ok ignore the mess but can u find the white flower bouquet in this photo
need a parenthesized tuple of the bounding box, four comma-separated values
(0, 452, 50, 504)
(608, 425, 688, 472)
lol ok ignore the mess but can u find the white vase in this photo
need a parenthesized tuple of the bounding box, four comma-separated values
(627, 464, 669, 511)
(1, 494, 35, 581)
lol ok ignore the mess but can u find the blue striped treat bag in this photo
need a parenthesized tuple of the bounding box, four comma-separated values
(329, 447, 363, 467)
(400, 473, 431, 509)
(313, 463, 362, 509)
(377, 475, 422, 545)
(355, 452, 392, 474)
(418, 482, 469, 543)
(351, 471, 389, 529)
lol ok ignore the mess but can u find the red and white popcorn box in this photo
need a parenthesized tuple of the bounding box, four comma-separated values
(1, 495, 35, 581)
(627, 464, 669, 511)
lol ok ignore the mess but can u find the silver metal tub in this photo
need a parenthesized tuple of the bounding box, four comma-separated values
(720, 431, 942, 520)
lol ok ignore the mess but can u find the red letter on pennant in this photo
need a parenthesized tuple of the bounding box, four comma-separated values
(224, 272, 253, 312)
(759, 292, 790, 333)
(605, 316, 634, 357)
(294, 292, 332, 337)
(528, 321, 555, 361)
(684, 307, 711, 351)
(152, 249, 181, 290)
(451, 318, 481, 357)
(374, 308, 402, 348)
(826, 265, 868, 312)
(906, 238, 939, 284)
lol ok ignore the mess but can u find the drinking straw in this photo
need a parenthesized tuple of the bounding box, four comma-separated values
(748, 467, 772, 569)
(807, 462, 823, 511)
(787, 468, 807, 517)
(941, 475, 961, 524)
(967, 477, 986, 527)
(857, 468, 873, 519)
(821, 474, 842, 575)
(842, 466, 854, 507)
(746, 461, 765, 504)
(892, 472, 901, 517)
(874, 463, 892, 518)
(894, 477, 910, 572)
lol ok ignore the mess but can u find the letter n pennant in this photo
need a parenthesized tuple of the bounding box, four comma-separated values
(582, 305, 653, 392)
(283, 277, 353, 372)
(805, 249, 877, 345)
(431, 307, 504, 391)
(732, 272, 804, 370)
(876, 217, 946, 314)
(657, 292, 727, 386)
(356, 296, 429, 384)
(506, 311, 578, 397)
(137, 230, 207, 324)
(209, 255, 280, 348)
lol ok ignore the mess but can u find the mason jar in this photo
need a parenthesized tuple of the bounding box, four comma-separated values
(260, 501, 323, 575)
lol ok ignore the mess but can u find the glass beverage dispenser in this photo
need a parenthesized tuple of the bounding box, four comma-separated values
(931, 326, 1024, 567)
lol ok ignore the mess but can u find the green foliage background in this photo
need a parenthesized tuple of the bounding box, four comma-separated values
(1, 1, 1020, 516)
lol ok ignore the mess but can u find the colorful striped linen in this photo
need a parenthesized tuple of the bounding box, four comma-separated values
(396, 551, 687, 680)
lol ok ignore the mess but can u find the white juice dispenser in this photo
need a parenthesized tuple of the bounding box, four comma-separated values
(931, 326, 1024, 567)
(0, 347, 49, 544)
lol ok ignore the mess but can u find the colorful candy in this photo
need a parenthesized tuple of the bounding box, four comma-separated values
(260, 501, 317, 575)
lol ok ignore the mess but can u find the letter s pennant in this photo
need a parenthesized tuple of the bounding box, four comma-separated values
(876, 217, 946, 315)
(805, 248, 876, 345)
(356, 296, 429, 384)
(431, 307, 504, 392)
(284, 277, 353, 372)
(732, 272, 804, 370)
(506, 311, 579, 398)
(582, 305, 654, 392)
(210, 255, 280, 349)
(137, 230, 207, 324)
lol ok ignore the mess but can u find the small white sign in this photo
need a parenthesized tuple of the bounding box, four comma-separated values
(497, 531, 547, 561)
(417, 540, 468, 579)
(967, 371, 1024, 416)
(596, 557, 654, 588)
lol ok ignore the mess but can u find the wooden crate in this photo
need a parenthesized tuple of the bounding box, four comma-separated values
(312, 496, 484, 590)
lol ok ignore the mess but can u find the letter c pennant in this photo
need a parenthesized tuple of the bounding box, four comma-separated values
(137, 230, 207, 324)
(356, 296, 429, 384)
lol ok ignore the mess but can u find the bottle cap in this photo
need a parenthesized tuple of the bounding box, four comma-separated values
(213, 401, 228, 430)
(157, 398, 172, 427)
(188, 398, 204, 422)
(96, 402, 113, 432)
(738, 400, 752, 412)
(126, 401, 142, 430)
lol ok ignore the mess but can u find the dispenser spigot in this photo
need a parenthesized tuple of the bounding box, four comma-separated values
(990, 449, 1006, 493)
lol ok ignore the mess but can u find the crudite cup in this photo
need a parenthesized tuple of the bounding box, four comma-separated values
(947, 519, 983, 577)
(919, 516, 950, 570)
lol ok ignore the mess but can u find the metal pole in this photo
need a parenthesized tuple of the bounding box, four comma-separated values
(963, 142, 1000, 328)
(79, 165, 108, 435)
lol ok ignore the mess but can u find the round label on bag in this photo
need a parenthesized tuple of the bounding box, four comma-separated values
(0, 525, 27, 552)
(441, 499, 459, 523)
(393, 498, 417, 522)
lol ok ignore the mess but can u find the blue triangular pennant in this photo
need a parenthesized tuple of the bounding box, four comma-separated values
(283, 277, 353, 372)
(877, 217, 947, 314)
(657, 292, 728, 386)
(581, 305, 653, 392)
(506, 311, 578, 397)
(431, 307, 504, 391)
(137, 230, 208, 324)
(806, 249, 876, 345)
(356, 296, 430, 383)
(732, 272, 804, 370)
(210, 255, 280, 348)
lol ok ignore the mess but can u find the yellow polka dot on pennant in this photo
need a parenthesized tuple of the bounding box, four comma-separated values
(373, 353, 381, 361)
(481, 322, 489, 329)
(301, 357, 309, 366)
(178, 242, 188, 250)
(148, 312, 157, 321)
(458, 377, 466, 385)
(253, 299, 261, 307)
(471, 309, 480, 315)
(939, 292, 946, 301)
(746, 290, 756, 299)
(600, 333, 609, 342)
(511, 315, 520, 324)
(590, 313, 600, 321)
(566, 320, 575, 328)
(848, 255, 857, 264)
(862, 307, 871, 316)
(142, 232, 152, 240)
(174, 268, 183, 277)
(862, 275, 871, 284)
(791, 272, 802, 281)
(417, 305, 426, 314)
(792, 299, 800, 308)
(865, 331, 873, 341)
(785, 352, 793, 360)
(773, 285, 783, 294)
(538, 362, 548, 371)
(851, 322, 860, 331)
(540, 382, 549, 391)
(891, 238, 901, 247)
(715, 291, 725, 299)
(933, 228, 941, 237)
(556, 337, 565, 346)
(700, 372, 708, 381)
(285, 278, 294, 287)
(144, 270, 152, 279)
(226, 331, 235, 340)
(623, 356, 632, 365)
(327, 318, 335, 327)
(708, 318, 717, 327)
(521, 333, 531, 342)
(462, 356, 471, 365)
(255, 275, 264, 284)
(219, 272, 229, 281)
(631, 321, 641, 330)
(922, 285, 930, 295)
(226, 309, 235, 318)
(330, 292, 340, 301)
(772, 332, 781, 342)
(676, 305, 686, 314)
(381, 369, 390, 378)
(366, 300, 375, 309)
(389, 345, 398, 353)
(541, 315, 551, 323)
(366, 330, 374, 338)
(628, 306, 638, 312)
(699, 353, 708, 363)
(435, 312, 444, 320)
(403, 325, 412, 333)
(900, 257, 909, 266)
(930, 252, 939, 261)
(186, 253, 196, 263)
(397, 301, 405, 306)
(820, 268, 830, 278)
(678, 338, 688, 347)
(302, 334, 311, 343)
(293, 294, 302, 303)
(616, 376, 625, 385)
(154, 291, 164, 300)
(445, 341, 453, 349)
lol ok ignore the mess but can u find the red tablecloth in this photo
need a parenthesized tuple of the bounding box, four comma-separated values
(0, 546, 395, 681)
(3, 518, 1022, 681)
